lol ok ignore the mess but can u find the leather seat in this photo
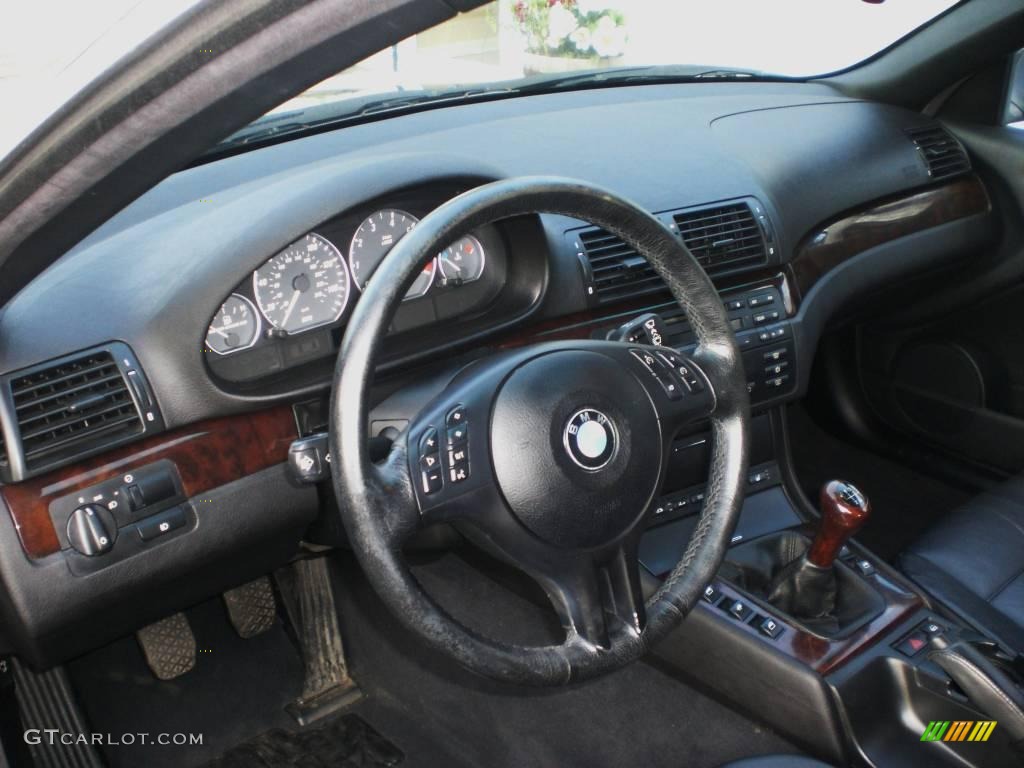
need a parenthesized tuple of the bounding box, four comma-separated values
(900, 474, 1024, 654)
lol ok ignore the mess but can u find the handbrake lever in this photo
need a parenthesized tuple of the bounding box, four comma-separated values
(927, 628, 1024, 742)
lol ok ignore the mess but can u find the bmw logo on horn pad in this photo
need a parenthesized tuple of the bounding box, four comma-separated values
(563, 408, 617, 470)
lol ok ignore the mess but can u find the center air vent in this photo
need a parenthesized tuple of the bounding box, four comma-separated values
(906, 125, 971, 182)
(0, 343, 161, 481)
(578, 228, 663, 303)
(673, 202, 767, 271)
(575, 198, 772, 304)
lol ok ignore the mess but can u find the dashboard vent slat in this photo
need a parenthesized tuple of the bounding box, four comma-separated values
(577, 199, 770, 304)
(906, 125, 971, 182)
(674, 202, 768, 272)
(8, 351, 143, 468)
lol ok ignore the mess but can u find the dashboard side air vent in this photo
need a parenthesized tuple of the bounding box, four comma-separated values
(906, 125, 971, 182)
(0, 343, 162, 481)
(672, 201, 768, 272)
(573, 198, 775, 305)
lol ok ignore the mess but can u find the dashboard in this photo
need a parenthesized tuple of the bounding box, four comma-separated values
(0, 80, 998, 666)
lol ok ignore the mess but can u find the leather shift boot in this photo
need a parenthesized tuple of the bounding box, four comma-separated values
(767, 554, 838, 621)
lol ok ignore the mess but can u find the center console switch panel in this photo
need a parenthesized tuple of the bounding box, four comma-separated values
(47, 459, 193, 575)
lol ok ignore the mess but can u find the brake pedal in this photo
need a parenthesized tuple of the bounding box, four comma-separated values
(223, 576, 277, 638)
(136, 612, 196, 680)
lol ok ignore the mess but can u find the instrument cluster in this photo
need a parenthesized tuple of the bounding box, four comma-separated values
(203, 191, 515, 386)
(206, 208, 491, 354)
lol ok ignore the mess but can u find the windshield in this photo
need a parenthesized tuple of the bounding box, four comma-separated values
(261, 0, 959, 119)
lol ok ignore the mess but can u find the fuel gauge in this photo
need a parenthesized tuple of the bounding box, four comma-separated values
(438, 235, 486, 285)
(205, 294, 261, 355)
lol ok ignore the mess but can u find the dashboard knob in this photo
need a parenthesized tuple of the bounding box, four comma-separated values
(66, 505, 116, 556)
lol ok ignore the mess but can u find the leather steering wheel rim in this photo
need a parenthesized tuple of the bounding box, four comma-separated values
(329, 176, 750, 685)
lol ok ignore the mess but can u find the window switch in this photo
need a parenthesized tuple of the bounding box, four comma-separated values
(758, 616, 784, 639)
(702, 583, 723, 605)
(854, 559, 876, 577)
(725, 599, 753, 623)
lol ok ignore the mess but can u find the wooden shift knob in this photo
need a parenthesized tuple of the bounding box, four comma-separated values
(807, 480, 871, 568)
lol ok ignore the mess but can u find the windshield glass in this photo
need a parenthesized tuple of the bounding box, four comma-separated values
(260, 0, 959, 119)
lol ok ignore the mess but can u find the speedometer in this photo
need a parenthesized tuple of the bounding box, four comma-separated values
(253, 233, 350, 334)
(348, 209, 435, 300)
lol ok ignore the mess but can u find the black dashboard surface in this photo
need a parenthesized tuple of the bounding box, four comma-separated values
(0, 82, 973, 429)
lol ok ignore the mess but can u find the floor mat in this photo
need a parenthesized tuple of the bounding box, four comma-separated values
(67, 596, 305, 768)
(786, 404, 972, 561)
(204, 714, 402, 768)
(335, 551, 805, 768)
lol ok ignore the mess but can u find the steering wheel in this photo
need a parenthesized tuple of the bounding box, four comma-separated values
(329, 177, 750, 685)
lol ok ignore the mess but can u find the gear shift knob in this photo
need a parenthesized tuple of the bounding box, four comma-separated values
(807, 480, 871, 568)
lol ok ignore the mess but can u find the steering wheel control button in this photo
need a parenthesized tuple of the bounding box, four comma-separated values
(419, 427, 440, 454)
(67, 505, 116, 556)
(136, 506, 187, 542)
(656, 350, 705, 393)
(563, 409, 616, 471)
(758, 616, 785, 639)
(445, 406, 466, 428)
(420, 466, 443, 495)
(446, 424, 469, 446)
(449, 464, 469, 483)
(420, 454, 441, 472)
(630, 349, 682, 400)
(447, 446, 468, 466)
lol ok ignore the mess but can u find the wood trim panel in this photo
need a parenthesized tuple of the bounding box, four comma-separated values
(1, 406, 296, 559)
(791, 175, 991, 299)
(707, 569, 922, 674)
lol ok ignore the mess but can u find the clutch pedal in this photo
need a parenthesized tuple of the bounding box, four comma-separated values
(223, 576, 277, 639)
(136, 612, 196, 680)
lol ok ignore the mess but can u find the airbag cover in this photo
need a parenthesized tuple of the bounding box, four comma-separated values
(489, 350, 662, 548)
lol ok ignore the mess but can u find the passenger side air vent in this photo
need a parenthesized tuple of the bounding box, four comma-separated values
(574, 198, 774, 304)
(0, 344, 162, 481)
(906, 125, 971, 182)
(673, 202, 767, 272)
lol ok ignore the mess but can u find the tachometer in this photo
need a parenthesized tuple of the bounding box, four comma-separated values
(253, 233, 350, 334)
(438, 234, 486, 284)
(348, 209, 435, 300)
(206, 294, 261, 355)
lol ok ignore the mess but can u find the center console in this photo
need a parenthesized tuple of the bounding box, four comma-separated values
(639, 408, 1022, 767)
